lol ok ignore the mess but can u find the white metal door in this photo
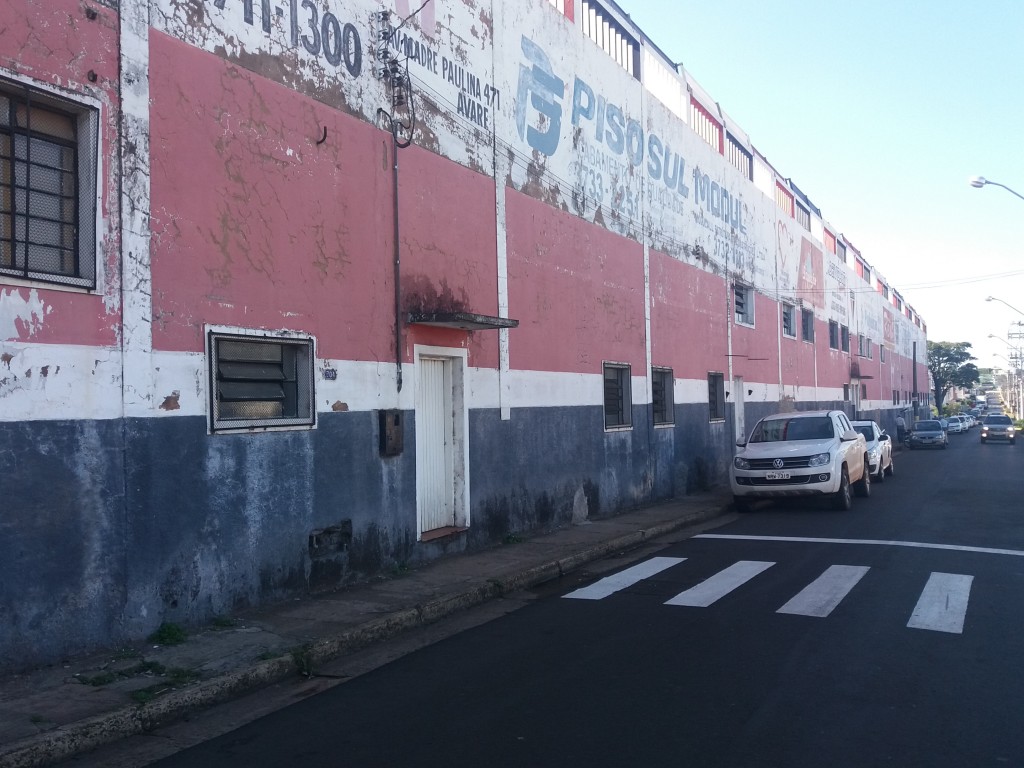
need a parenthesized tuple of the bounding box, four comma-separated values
(417, 357, 455, 532)
(733, 376, 746, 443)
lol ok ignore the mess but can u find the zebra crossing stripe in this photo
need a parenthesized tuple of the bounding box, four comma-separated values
(777, 565, 871, 617)
(907, 572, 973, 634)
(665, 560, 775, 607)
(563, 557, 687, 600)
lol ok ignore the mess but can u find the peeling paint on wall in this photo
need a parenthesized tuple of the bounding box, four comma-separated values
(0, 289, 48, 341)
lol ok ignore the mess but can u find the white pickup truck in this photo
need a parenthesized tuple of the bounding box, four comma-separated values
(730, 410, 870, 512)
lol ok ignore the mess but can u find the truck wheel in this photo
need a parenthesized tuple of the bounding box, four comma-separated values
(853, 458, 871, 498)
(832, 467, 852, 511)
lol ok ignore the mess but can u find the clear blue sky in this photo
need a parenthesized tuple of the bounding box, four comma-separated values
(618, 0, 1024, 370)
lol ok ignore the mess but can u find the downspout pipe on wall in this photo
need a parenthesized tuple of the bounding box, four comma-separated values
(392, 132, 403, 393)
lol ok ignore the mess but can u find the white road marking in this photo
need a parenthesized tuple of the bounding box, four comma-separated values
(697, 534, 1024, 558)
(907, 572, 973, 634)
(665, 560, 775, 607)
(563, 556, 686, 600)
(777, 565, 871, 617)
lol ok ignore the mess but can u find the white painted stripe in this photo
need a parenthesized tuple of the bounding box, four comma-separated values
(907, 572, 973, 634)
(563, 557, 686, 600)
(697, 534, 1024, 559)
(777, 565, 870, 617)
(665, 560, 775, 607)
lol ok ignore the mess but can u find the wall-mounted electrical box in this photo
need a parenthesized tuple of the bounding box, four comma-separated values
(379, 409, 403, 456)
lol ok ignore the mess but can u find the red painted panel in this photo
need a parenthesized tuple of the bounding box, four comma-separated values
(649, 250, 727, 378)
(507, 190, 645, 373)
(150, 35, 499, 368)
(0, 0, 121, 347)
(397, 145, 499, 369)
(730, 293, 781, 385)
(780, 326, 815, 388)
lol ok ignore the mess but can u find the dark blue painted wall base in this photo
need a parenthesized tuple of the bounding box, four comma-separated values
(0, 399, 903, 670)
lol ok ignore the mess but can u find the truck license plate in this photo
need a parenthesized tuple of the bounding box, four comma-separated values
(765, 471, 790, 480)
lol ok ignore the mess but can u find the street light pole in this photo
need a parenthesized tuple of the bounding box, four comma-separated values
(985, 296, 1024, 318)
(970, 176, 1024, 202)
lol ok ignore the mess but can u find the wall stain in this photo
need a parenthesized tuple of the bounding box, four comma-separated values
(159, 391, 181, 411)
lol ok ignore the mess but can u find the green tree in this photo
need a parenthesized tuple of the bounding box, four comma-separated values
(928, 341, 979, 413)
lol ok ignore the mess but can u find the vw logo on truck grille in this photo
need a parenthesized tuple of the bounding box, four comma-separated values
(773, 459, 785, 468)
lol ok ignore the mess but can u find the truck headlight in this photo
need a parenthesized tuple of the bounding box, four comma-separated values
(734, 456, 750, 470)
(808, 452, 830, 467)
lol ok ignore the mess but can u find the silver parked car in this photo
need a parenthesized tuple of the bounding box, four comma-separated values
(907, 420, 948, 449)
(852, 420, 894, 482)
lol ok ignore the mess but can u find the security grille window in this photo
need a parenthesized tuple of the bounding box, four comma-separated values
(858, 334, 866, 357)
(734, 283, 754, 326)
(0, 80, 98, 288)
(651, 367, 674, 425)
(690, 99, 722, 153)
(795, 203, 811, 231)
(866, 339, 873, 359)
(209, 332, 315, 432)
(708, 372, 725, 422)
(781, 303, 796, 337)
(828, 320, 839, 349)
(801, 308, 814, 342)
(603, 362, 632, 429)
(840, 324, 850, 352)
(726, 134, 752, 179)
(775, 182, 794, 217)
(582, 0, 638, 78)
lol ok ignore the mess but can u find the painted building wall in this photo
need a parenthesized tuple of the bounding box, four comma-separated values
(0, 0, 929, 669)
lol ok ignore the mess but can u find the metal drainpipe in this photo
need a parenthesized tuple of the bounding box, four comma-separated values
(392, 132, 403, 393)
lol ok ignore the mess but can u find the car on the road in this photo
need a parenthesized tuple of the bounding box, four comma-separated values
(731, 410, 870, 512)
(907, 420, 948, 449)
(852, 420, 894, 482)
(980, 414, 1016, 444)
(945, 416, 964, 434)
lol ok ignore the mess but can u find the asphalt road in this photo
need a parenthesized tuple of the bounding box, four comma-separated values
(92, 429, 1024, 767)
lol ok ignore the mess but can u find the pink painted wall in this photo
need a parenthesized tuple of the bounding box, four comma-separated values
(649, 250, 728, 378)
(731, 293, 781, 385)
(149, 32, 393, 361)
(0, 0, 120, 347)
(150, 33, 501, 368)
(780, 324, 816, 389)
(396, 145, 499, 369)
(506, 190, 645, 374)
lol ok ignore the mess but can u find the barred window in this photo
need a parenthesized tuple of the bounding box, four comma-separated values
(0, 80, 97, 288)
(841, 324, 850, 353)
(801, 308, 815, 342)
(708, 372, 725, 422)
(690, 99, 722, 153)
(829, 320, 839, 349)
(582, 0, 638, 78)
(209, 332, 316, 432)
(651, 367, 674, 426)
(603, 362, 632, 429)
(734, 283, 754, 326)
(795, 203, 810, 230)
(775, 182, 794, 217)
(782, 303, 796, 338)
(726, 133, 752, 179)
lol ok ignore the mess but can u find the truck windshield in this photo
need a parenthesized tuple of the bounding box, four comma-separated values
(749, 416, 834, 442)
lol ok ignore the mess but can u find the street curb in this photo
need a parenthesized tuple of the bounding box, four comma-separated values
(0, 500, 726, 768)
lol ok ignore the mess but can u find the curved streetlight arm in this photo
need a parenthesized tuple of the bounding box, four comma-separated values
(970, 176, 1024, 202)
(985, 296, 1024, 318)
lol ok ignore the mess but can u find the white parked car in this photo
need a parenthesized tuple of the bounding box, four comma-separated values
(851, 420, 894, 483)
(731, 410, 871, 512)
(945, 416, 964, 434)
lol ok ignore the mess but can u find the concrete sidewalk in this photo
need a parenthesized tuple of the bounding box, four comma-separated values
(0, 491, 731, 768)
